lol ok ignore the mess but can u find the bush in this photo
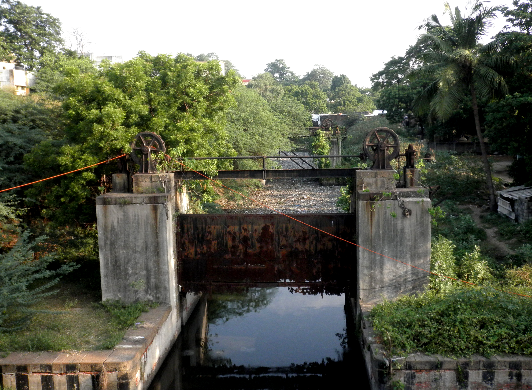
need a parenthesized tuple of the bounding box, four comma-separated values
(0, 232, 77, 331)
(311, 130, 330, 168)
(430, 236, 458, 293)
(422, 152, 489, 205)
(457, 246, 494, 284)
(370, 287, 532, 357)
(432, 201, 486, 255)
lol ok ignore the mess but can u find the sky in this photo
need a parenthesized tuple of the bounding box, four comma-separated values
(24, 0, 515, 88)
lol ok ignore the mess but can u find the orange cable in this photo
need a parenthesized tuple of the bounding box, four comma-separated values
(175, 159, 532, 299)
(0, 154, 127, 194)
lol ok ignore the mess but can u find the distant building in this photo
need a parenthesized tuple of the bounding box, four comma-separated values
(364, 109, 387, 117)
(0, 61, 36, 96)
(83, 53, 123, 67)
(242, 79, 251, 86)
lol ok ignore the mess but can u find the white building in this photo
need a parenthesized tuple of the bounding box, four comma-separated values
(83, 53, 123, 67)
(0, 62, 36, 96)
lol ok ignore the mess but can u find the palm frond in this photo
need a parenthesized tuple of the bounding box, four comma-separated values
(473, 64, 509, 100)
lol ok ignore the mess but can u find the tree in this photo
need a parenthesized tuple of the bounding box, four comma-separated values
(301, 65, 334, 91)
(0, 0, 63, 69)
(371, 51, 433, 130)
(502, 0, 532, 34)
(285, 81, 328, 114)
(493, 1, 532, 94)
(328, 75, 375, 113)
(247, 72, 284, 101)
(264, 59, 297, 84)
(0, 89, 61, 191)
(485, 93, 532, 185)
(0, 231, 76, 331)
(226, 85, 292, 161)
(246, 72, 309, 133)
(33, 51, 96, 98)
(24, 53, 240, 224)
(410, 2, 510, 211)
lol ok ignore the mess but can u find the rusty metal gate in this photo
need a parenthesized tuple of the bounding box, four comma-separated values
(177, 213, 355, 292)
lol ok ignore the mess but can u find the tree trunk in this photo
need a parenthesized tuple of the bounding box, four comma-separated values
(470, 84, 497, 211)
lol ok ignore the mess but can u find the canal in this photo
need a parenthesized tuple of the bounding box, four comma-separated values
(148, 285, 370, 389)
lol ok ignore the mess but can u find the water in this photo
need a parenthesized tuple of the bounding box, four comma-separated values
(148, 286, 370, 390)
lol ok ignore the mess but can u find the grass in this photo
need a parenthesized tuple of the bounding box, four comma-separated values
(0, 279, 156, 353)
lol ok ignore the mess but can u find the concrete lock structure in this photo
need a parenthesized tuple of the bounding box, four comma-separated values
(352, 169, 431, 310)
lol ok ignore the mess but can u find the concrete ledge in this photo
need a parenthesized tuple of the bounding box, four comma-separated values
(353, 298, 532, 389)
(96, 193, 171, 206)
(0, 296, 200, 390)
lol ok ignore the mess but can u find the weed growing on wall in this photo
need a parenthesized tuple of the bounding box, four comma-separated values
(311, 130, 330, 169)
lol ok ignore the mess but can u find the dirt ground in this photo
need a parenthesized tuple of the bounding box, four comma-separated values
(462, 155, 516, 258)
(491, 155, 514, 185)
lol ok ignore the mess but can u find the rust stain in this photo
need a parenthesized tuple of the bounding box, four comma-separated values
(177, 214, 355, 286)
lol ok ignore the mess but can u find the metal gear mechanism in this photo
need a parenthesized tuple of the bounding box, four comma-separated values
(363, 127, 400, 170)
(130, 132, 166, 173)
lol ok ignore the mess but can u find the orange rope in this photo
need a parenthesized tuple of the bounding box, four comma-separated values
(176, 159, 532, 299)
(0, 154, 127, 194)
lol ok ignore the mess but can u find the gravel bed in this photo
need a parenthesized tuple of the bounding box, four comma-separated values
(221, 152, 347, 214)
(223, 178, 346, 214)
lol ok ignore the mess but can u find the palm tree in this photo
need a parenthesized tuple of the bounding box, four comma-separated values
(411, 1, 510, 211)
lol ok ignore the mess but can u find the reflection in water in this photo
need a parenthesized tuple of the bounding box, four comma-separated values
(207, 288, 344, 367)
(149, 287, 370, 389)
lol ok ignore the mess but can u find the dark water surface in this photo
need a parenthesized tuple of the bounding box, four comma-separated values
(148, 286, 370, 390)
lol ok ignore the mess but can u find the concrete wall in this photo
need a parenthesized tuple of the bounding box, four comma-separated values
(97, 174, 181, 306)
(0, 299, 200, 390)
(354, 170, 431, 308)
(330, 136, 342, 168)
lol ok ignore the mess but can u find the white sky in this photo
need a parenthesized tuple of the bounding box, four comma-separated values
(25, 0, 514, 88)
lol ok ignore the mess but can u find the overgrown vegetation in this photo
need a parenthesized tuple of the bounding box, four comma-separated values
(370, 287, 532, 357)
(369, 194, 532, 358)
(311, 129, 330, 168)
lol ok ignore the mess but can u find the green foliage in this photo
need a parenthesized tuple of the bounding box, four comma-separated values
(0, 0, 63, 69)
(430, 236, 458, 293)
(311, 130, 330, 168)
(33, 51, 97, 98)
(336, 184, 352, 212)
(485, 93, 532, 185)
(264, 59, 298, 84)
(247, 72, 285, 101)
(328, 81, 375, 114)
(458, 246, 494, 284)
(422, 153, 490, 205)
(0, 232, 76, 331)
(300, 65, 334, 91)
(428, 206, 445, 226)
(431, 202, 487, 256)
(100, 300, 157, 330)
(225, 84, 308, 162)
(0, 90, 61, 191)
(370, 287, 532, 357)
(506, 263, 532, 288)
(226, 86, 290, 158)
(502, 0, 532, 35)
(285, 81, 328, 114)
(24, 53, 240, 224)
